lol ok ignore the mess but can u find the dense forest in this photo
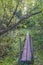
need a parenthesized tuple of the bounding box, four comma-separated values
(0, 0, 43, 65)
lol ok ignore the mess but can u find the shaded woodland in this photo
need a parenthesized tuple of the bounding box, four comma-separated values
(0, 0, 43, 65)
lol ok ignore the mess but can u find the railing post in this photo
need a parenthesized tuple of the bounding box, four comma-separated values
(29, 35, 34, 65)
(19, 38, 22, 59)
(19, 38, 22, 65)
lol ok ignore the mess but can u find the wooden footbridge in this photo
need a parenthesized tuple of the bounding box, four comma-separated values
(19, 33, 34, 65)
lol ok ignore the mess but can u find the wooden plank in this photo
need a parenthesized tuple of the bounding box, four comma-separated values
(21, 33, 32, 61)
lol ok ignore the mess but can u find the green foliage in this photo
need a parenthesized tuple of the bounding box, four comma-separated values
(0, 0, 43, 65)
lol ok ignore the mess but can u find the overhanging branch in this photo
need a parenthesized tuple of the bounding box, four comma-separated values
(7, 2, 19, 26)
(0, 10, 42, 36)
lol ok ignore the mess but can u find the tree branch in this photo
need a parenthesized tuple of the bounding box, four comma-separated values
(0, 10, 42, 36)
(7, 2, 19, 26)
(29, 4, 39, 13)
(6, 3, 40, 26)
